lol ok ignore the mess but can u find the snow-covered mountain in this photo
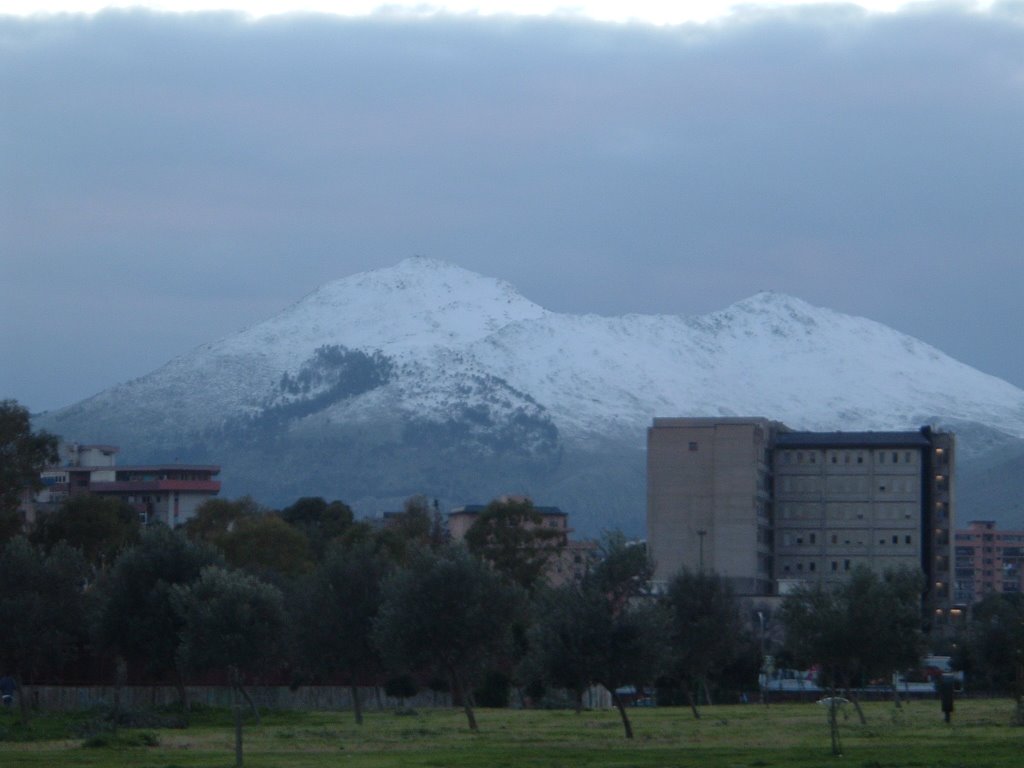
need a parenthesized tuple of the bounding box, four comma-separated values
(37, 257, 1024, 533)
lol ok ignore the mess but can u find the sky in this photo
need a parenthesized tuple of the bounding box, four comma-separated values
(2, 1, 1023, 413)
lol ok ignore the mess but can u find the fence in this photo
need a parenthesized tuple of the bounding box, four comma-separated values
(22, 684, 613, 712)
(24, 685, 450, 712)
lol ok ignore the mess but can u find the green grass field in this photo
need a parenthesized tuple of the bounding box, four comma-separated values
(1, 698, 1021, 767)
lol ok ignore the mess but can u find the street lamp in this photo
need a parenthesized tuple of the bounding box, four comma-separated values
(757, 610, 768, 706)
(697, 528, 707, 572)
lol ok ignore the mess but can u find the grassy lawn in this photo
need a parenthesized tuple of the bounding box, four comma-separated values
(1, 698, 1021, 767)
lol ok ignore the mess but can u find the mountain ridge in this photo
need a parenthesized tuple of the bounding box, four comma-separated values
(36, 258, 1024, 533)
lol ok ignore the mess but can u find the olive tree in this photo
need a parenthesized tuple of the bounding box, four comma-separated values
(526, 534, 667, 739)
(0, 400, 58, 542)
(373, 545, 525, 732)
(279, 496, 354, 559)
(173, 567, 285, 767)
(31, 494, 140, 577)
(464, 497, 565, 592)
(292, 539, 392, 724)
(94, 526, 223, 710)
(0, 537, 87, 724)
(781, 566, 925, 754)
(961, 593, 1024, 724)
(663, 568, 747, 718)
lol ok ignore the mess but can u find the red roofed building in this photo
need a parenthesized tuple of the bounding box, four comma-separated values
(27, 442, 221, 528)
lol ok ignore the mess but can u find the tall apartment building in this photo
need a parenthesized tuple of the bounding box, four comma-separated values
(954, 520, 1024, 604)
(646, 418, 779, 596)
(647, 418, 955, 621)
(773, 429, 954, 615)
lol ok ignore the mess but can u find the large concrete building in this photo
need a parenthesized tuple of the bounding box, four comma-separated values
(647, 418, 955, 622)
(646, 418, 779, 596)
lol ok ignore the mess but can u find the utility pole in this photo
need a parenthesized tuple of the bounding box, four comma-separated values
(758, 610, 768, 706)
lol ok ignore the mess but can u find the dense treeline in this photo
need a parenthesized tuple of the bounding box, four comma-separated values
(0, 491, 757, 737)
(5, 492, 1022, 721)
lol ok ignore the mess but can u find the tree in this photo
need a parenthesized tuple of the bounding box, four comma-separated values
(526, 533, 666, 739)
(578, 535, 664, 739)
(464, 497, 566, 592)
(30, 494, 140, 575)
(663, 568, 747, 718)
(371, 495, 447, 564)
(93, 526, 223, 710)
(844, 566, 924, 708)
(182, 497, 311, 582)
(0, 537, 87, 724)
(173, 566, 286, 768)
(961, 593, 1024, 724)
(373, 545, 525, 732)
(218, 514, 314, 580)
(279, 496, 354, 558)
(292, 539, 392, 724)
(183, 496, 264, 544)
(0, 400, 59, 542)
(780, 580, 848, 755)
(780, 566, 925, 754)
(590, 531, 652, 609)
(524, 583, 609, 713)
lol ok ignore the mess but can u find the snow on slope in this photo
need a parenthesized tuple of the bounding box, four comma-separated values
(61, 257, 549, 427)
(50, 259, 1024, 449)
(469, 290, 1024, 441)
(209, 255, 548, 367)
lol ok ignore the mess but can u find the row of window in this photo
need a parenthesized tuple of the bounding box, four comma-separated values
(781, 559, 854, 574)
(778, 450, 919, 466)
(955, 560, 1023, 572)
(781, 532, 914, 547)
(779, 503, 918, 522)
(958, 533, 1024, 542)
(126, 494, 163, 504)
(777, 476, 920, 495)
(957, 545, 1024, 556)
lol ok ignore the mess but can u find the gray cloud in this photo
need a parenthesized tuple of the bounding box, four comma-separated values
(2, 6, 1024, 410)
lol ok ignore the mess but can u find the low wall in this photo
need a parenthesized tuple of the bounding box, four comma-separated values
(24, 685, 450, 712)
(22, 684, 614, 712)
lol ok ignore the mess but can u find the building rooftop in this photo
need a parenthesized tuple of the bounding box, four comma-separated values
(65, 464, 221, 473)
(651, 417, 780, 428)
(774, 431, 933, 449)
(449, 504, 565, 517)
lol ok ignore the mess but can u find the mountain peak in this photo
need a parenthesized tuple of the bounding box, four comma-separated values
(729, 291, 824, 317)
(316, 256, 531, 306)
(210, 258, 548, 369)
(349, 255, 487, 288)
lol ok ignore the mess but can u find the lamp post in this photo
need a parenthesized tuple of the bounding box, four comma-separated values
(697, 528, 707, 572)
(757, 610, 768, 706)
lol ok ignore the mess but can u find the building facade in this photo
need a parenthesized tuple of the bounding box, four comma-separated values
(25, 443, 221, 528)
(954, 520, 1024, 604)
(646, 418, 778, 596)
(647, 418, 955, 621)
(773, 429, 954, 618)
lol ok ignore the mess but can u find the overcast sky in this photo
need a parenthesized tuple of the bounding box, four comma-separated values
(2, 2, 1023, 413)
